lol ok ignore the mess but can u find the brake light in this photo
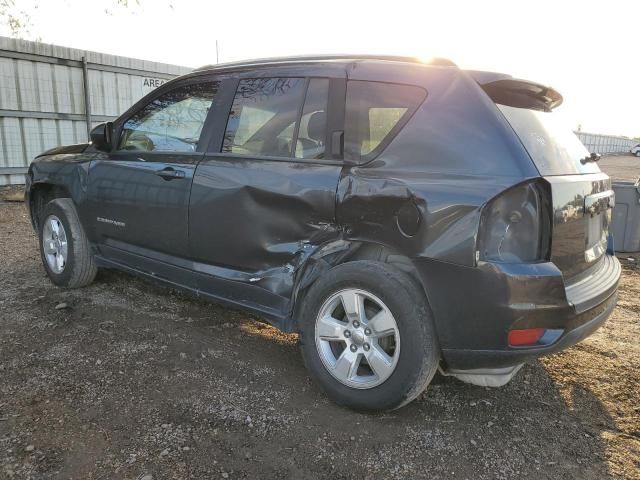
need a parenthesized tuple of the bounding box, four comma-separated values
(477, 181, 550, 263)
(508, 328, 546, 346)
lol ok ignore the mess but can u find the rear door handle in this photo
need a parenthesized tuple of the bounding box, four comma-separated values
(155, 167, 186, 180)
(331, 130, 344, 158)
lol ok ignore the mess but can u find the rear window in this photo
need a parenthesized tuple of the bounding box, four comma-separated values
(223, 78, 306, 157)
(344, 81, 426, 163)
(498, 105, 600, 175)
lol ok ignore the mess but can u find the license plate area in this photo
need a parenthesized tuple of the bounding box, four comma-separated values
(584, 190, 614, 262)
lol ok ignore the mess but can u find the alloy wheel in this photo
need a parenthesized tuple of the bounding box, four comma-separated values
(315, 288, 400, 389)
(42, 215, 68, 274)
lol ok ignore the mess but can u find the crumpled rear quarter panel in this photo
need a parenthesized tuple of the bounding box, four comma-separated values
(337, 68, 538, 267)
(335, 68, 541, 347)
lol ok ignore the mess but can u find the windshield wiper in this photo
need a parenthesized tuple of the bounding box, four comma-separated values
(580, 152, 601, 164)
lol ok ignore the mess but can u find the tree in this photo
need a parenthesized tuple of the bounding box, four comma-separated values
(0, 0, 33, 37)
(0, 0, 153, 39)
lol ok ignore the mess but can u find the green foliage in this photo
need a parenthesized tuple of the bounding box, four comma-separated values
(0, 0, 163, 38)
(0, 0, 33, 37)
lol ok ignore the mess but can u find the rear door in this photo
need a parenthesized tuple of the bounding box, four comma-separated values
(189, 72, 346, 314)
(87, 78, 220, 265)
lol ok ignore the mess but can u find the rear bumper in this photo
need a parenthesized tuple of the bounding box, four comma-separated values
(442, 290, 617, 369)
(414, 254, 620, 370)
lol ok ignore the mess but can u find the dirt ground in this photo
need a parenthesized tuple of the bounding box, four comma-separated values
(1, 162, 639, 479)
(598, 154, 640, 182)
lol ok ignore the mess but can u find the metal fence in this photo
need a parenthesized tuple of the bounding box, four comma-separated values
(0, 36, 191, 185)
(575, 132, 636, 155)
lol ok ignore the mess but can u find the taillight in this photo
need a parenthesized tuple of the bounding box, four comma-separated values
(477, 181, 550, 263)
(508, 328, 545, 346)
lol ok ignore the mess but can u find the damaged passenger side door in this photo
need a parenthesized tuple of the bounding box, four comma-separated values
(189, 74, 346, 319)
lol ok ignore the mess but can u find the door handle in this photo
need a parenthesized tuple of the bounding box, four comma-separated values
(331, 130, 344, 159)
(155, 167, 186, 180)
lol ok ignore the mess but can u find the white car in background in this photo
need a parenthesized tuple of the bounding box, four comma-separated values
(632, 143, 640, 157)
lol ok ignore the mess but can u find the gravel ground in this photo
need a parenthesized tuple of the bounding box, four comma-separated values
(1, 181, 639, 479)
(598, 154, 640, 183)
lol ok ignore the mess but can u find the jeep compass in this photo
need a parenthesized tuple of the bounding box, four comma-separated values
(25, 55, 620, 411)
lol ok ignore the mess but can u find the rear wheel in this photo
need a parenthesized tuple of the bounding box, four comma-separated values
(635, 150, 640, 157)
(38, 198, 97, 288)
(315, 288, 401, 389)
(299, 261, 439, 411)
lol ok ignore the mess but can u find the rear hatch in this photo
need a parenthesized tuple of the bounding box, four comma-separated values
(477, 75, 614, 281)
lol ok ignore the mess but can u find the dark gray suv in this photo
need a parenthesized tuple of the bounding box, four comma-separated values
(25, 55, 620, 411)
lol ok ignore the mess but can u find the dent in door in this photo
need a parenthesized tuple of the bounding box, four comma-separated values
(189, 158, 341, 297)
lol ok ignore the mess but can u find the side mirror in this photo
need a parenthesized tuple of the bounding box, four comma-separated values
(90, 122, 113, 151)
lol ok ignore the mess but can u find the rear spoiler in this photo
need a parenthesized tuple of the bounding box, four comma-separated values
(467, 71, 563, 111)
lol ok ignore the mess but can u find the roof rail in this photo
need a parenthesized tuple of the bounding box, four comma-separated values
(195, 54, 457, 72)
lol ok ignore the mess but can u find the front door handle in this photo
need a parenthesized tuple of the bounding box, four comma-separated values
(155, 167, 186, 180)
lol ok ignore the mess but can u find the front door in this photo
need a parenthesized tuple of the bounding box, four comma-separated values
(189, 75, 345, 315)
(86, 79, 221, 265)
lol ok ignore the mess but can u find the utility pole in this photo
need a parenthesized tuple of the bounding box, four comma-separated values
(81, 56, 92, 139)
(216, 40, 219, 64)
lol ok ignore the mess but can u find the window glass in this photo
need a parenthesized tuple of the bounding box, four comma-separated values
(223, 78, 306, 157)
(364, 107, 407, 155)
(119, 82, 218, 152)
(345, 81, 427, 162)
(498, 105, 600, 175)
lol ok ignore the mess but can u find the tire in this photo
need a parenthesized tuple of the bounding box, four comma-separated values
(38, 198, 97, 288)
(635, 150, 640, 157)
(298, 261, 440, 411)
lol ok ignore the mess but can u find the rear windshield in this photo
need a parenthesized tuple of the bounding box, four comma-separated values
(498, 105, 601, 176)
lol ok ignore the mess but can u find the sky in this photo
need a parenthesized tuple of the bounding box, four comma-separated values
(2, 0, 639, 138)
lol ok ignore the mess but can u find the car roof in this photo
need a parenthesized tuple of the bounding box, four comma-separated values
(189, 56, 560, 111)
(194, 54, 458, 74)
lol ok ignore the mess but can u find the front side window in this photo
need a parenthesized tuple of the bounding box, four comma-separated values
(119, 82, 218, 153)
(344, 81, 427, 162)
(222, 77, 329, 159)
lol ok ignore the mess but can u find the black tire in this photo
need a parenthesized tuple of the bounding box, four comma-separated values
(635, 151, 640, 157)
(38, 198, 97, 288)
(298, 261, 440, 411)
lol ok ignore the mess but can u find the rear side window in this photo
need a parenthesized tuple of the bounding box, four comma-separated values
(120, 82, 218, 153)
(223, 77, 329, 159)
(344, 81, 426, 163)
(498, 105, 600, 175)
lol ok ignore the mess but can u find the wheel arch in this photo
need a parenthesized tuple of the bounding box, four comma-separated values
(290, 239, 433, 330)
(28, 182, 73, 231)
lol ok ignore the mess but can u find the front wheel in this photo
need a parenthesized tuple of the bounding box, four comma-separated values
(38, 198, 97, 288)
(298, 261, 440, 411)
(635, 150, 640, 157)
